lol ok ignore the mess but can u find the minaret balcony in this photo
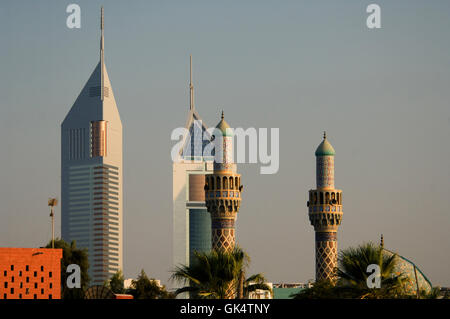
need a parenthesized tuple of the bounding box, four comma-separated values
(308, 205, 343, 213)
(205, 190, 241, 199)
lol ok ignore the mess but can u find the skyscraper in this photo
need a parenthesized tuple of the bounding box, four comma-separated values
(172, 56, 213, 276)
(61, 8, 123, 286)
(307, 132, 343, 282)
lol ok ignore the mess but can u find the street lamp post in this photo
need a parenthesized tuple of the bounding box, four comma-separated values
(48, 198, 58, 248)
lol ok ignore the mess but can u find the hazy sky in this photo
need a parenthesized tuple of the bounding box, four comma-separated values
(1, 0, 449, 288)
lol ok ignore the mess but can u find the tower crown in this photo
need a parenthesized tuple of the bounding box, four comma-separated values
(215, 111, 233, 137)
(315, 132, 335, 156)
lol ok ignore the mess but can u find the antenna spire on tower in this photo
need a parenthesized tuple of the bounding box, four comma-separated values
(189, 55, 194, 110)
(100, 6, 105, 101)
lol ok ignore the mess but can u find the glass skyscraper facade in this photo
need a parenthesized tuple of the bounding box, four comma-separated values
(189, 209, 212, 262)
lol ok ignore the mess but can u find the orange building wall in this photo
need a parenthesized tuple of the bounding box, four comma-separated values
(0, 248, 63, 299)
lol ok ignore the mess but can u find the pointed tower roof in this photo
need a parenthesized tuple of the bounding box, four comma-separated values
(215, 111, 233, 136)
(179, 56, 213, 159)
(315, 131, 335, 156)
(62, 7, 121, 128)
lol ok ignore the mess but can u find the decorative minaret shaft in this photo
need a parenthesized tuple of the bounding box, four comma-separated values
(205, 112, 242, 253)
(307, 132, 343, 282)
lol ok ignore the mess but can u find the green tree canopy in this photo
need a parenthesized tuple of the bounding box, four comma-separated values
(45, 238, 90, 299)
(128, 269, 174, 299)
(106, 270, 125, 294)
(172, 247, 271, 299)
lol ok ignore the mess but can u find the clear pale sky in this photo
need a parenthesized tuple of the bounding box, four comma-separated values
(1, 0, 449, 288)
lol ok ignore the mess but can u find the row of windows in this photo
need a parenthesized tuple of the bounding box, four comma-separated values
(4, 281, 53, 289)
(4, 265, 51, 274)
(93, 199, 119, 206)
(205, 176, 241, 191)
(311, 206, 342, 212)
(93, 170, 119, 177)
(68, 168, 90, 174)
(310, 191, 342, 205)
(206, 191, 241, 198)
(68, 202, 91, 208)
(68, 174, 91, 181)
(69, 165, 91, 172)
(93, 182, 119, 190)
(94, 164, 119, 171)
(2, 292, 53, 299)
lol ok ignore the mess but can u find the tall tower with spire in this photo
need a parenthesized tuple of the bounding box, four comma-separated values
(61, 7, 123, 286)
(307, 132, 343, 282)
(205, 112, 242, 252)
(173, 56, 214, 286)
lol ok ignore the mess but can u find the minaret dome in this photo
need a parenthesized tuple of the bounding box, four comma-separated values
(315, 132, 336, 156)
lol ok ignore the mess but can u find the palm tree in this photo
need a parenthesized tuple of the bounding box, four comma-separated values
(172, 247, 271, 299)
(241, 273, 273, 299)
(294, 242, 408, 299)
(336, 242, 406, 298)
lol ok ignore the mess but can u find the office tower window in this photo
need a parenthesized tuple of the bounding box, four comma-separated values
(91, 121, 107, 157)
(26, 265, 29, 271)
(26, 277, 29, 283)
(10, 265, 14, 271)
(19, 271, 22, 277)
(40, 266, 44, 271)
(34, 271, 37, 277)
(49, 272, 52, 278)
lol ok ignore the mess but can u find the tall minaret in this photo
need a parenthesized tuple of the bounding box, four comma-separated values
(61, 7, 123, 286)
(307, 132, 343, 282)
(205, 112, 242, 253)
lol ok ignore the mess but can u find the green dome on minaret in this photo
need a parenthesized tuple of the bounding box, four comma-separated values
(315, 131, 335, 156)
(215, 111, 233, 136)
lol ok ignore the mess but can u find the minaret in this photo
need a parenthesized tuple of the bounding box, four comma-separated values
(205, 112, 242, 252)
(307, 132, 343, 282)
